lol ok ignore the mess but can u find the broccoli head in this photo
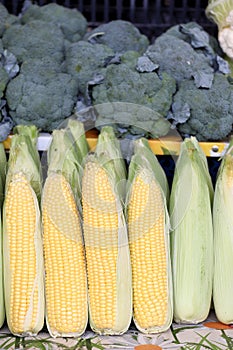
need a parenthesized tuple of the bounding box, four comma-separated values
(65, 40, 114, 96)
(84, 20, 149, 54)
(2, 20, 64, 64)
(170, 74, 233, 141)
(21, 3, 87, 42)
(146, 29, 214, 88)
(0, 3, 18, 38)
(91, 62, 176, 138)
(6, 58, 79, 131)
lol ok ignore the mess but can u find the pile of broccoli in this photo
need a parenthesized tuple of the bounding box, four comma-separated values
(0, 1, 233, 141)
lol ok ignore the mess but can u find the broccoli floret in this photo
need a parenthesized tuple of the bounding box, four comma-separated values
(6, 58, 79, 131)
(91, 62, 176, 138)
(2, 20, 64, 64)
(146, 31, 214, 87)
(84, 20, 149, 54)
(0, 67, 8, 99)
(21, 3, 87, 42)
(120, 50, 141, 69)
(0, 3, 18, 38)
(170, 74, 233, 141)
(65, 40, 114, 95)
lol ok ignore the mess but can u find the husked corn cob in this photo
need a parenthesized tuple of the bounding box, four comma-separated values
(213, 139, 233, 324)
(170, 137, 213, 324)
(82, 126, 132, 335)
(127, 138, 172, 333)
(42, 174, 88, 337)
(3, 126, 44, 336)
(43, 125, 88, 337)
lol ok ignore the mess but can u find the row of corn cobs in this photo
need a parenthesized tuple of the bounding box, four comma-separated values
(0, 121, 232, 338)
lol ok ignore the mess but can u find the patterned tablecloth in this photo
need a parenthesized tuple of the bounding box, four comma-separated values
(0, 311, 233, 349)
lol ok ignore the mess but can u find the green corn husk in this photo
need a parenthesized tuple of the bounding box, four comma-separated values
(126, 138, 173, 333)
(213, 138, 233, 324)
(94, 126, 127, 203)
(6, 126, 42, 201)
(127, 138, 169, 201)
(82, 126, 132, 335)
(47, 120, 89, 204)
(66, 118, 89, 167)
(3, 125, 44, 336)
(0, 143, 7, 207)
(170, 136, 214, 324)
(0, 144, 6, 328)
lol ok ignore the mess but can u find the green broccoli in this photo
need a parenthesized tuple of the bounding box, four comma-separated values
(65, 40, 114, 96)
(164, 22, 222, 56)
(0, 3, 18, 38)
(169, 74, 233, 141)
(91, 62, 176, 138)
(5, 58, 79, 131)
(0, 67, 8, 99)
(84, 20, 149, 54)
(146, 32, 214, 88)
(2, 20, 64, 64)
(21, 3, 87, 42)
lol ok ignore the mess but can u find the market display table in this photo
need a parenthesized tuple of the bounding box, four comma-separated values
(0, 312, 232, 349)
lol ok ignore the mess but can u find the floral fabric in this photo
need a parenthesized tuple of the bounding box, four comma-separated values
(0, 311, 233, 349)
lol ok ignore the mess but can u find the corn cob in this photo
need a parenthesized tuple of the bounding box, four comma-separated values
(0, 143, 6, 328)
(213, 138, 233, 324)
(3, 126, 44, 336)
(126, 138, 172, 333)
(82, 126, 132, 335)
(42, 123, 88, 337)
(170, 137, 213, 324)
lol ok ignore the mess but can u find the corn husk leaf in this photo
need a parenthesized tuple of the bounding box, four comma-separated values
(47, 121, 89, 204)
(127, 137, 169, 201)
(6, 126, 42, 201)
(95, 126, 127, 203)
(0, 143, 6, 207)
(213, 137, 233, 324)
(170, 137, 213, 324)
(0, 172, 5, 328)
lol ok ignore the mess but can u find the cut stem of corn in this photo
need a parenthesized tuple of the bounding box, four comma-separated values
(126, 138, 172, 333)
(170, 136, 213, 324)
(82, 126, 132, 335)
(213, 138, 233, 324)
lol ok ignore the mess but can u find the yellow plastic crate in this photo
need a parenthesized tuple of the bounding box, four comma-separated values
(3, 130, 229, 157)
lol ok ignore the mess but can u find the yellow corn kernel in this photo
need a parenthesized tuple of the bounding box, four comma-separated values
(3, 172, 44, 336)
(128, 169, 171, 333)
(42, 173, 88, 338)
(82, 160, 131, 335)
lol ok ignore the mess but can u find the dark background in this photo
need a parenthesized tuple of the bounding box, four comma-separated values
(0, 0, 217, 39)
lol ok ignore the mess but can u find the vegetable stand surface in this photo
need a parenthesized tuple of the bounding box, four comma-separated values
(3, 131, 230, 157)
